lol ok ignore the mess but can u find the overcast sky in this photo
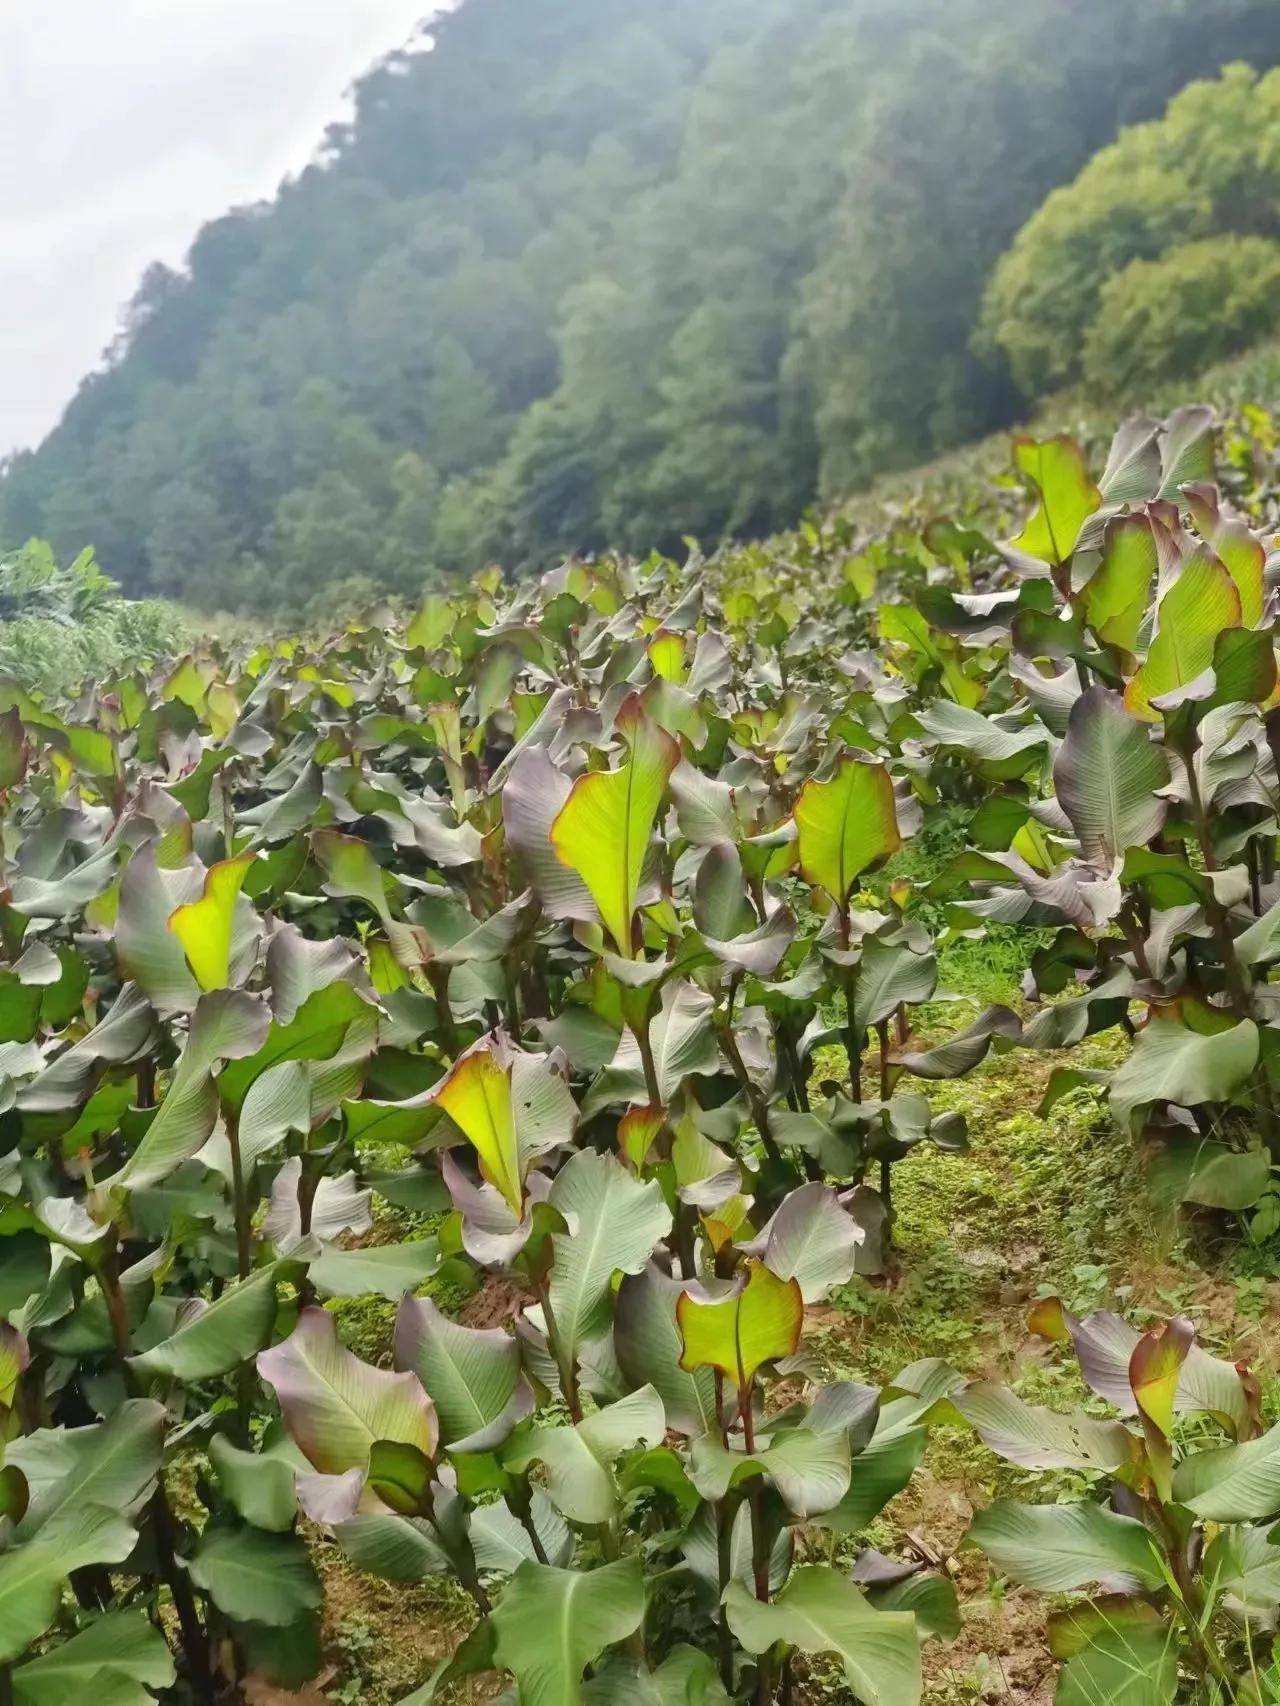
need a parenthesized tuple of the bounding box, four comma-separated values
(0, 1, 439, 458)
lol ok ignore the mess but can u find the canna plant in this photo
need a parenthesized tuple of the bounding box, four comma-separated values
(894, 405, 1280, 1226)
(0, 540, 987, 1702)
(1, 385, 1277, 1701)
(951, 1297, 1280, 1703)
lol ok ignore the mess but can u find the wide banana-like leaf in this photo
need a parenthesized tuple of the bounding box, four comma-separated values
(724, 1565, 921, 1706)
(395, 1293, 534, 1453)
(258, 1305, 437, 1478)
(677, 1259, 803, 1389)
(1053, 687, 1170, 864)
(550, 697, 679, 956)
(490, 1557, 646, 1706)
(794, 754, 901, 903)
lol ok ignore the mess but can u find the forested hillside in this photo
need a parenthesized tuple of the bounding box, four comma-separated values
(5, 0, 1280, 615)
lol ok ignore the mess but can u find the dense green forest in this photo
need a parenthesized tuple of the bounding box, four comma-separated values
(5, 0, 1280, 616)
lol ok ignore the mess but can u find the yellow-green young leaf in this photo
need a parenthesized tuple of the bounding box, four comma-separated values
(406, 593, 456, 651)
(433, 1038, 521, 1215)
(550, 697, 679, 956)
(1185, 482, 1265, 627)
(1125, 549, 1242, 722)
(1081, 514, 1157, 653)
(1009, 435, 1100, 566)
(677, 1258, 803, 1391)
(794, 756, 901, 902)
(167, 853, 256, 991)
(618, 1104, 664, 1171)
(1130, 1315, 1194, 1441)
(647, 629, 686, 683)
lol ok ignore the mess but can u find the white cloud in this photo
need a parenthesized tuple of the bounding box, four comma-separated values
(0, 1, 437, 455)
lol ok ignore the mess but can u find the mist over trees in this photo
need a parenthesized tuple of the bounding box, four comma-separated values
(5, 0, 1280, 614)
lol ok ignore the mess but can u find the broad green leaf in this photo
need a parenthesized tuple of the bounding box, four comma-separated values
(1009, 435, 1100, 566)
(550, 699, 679, 955)
(0, 1507, 140, 1662)
(587, 981, 719, 1112)
(743, 1183, 863, 1304)
(209, 1431, 299, 1532)
(952, 1382, 1133, 1473)
(1055, 1625, 1178, 1706)
(15, 1399, 165, 1539)
(406, 594, 456, 651)
(1109, 1015, 1258, 1131)
(490, 1558, 646, 1706)
(1157, 404, 1215, 500)
(471, 1495, 574, 1573)
(12, 1610, 176, 1706)
(965, 1499, 1164, 1592)
(724, 1565, 920, 1706)
(688, 1426, 850, 1518)
(1052, 687, 1170, 864)
(547, 1149, 672, 1366)
(811, 1427, 928, 1535)
(794, 755, 901, 902)
(1125, 549, 1242, 722)
(395, 1294, 533, 1453)
(507, 1388, 666, 1524)
(130, 1263, 287, 1381)
(677, 1259, 803, 1390)
(1172, 1421, 1280, 1520)
(1203, 1522, 1280, 1626)
(312, 827, 394, 920)
(108, 989, 271, 1189)
(851, 937, 936, 1036)
(312, 1239, 442, 1301)
(614, 1263, 719, 1438)
(168, 852, 256, 990)
(187, 1524, 322, 1627)
(335, 1511, 449, 1582)
(216, 981, 374, 1116)
(257, 1305, 437, 1475)
(1082, 514, 1157, 651)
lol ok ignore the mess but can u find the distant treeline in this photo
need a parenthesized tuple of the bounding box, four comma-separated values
(4, 0, 1280, 613)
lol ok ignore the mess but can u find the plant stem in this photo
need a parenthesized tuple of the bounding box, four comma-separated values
(535, 1275, 582, 1422)
(428, 964, 459, 1057)
(421, 1481, 491, 1617)
(505, 1483, 549, 1565)
(225, 1110, 252, 1282)
(103, 1241, 215, 1700)
(740, 1385, 771, 1608)
(715, 1496, 736, 1693)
